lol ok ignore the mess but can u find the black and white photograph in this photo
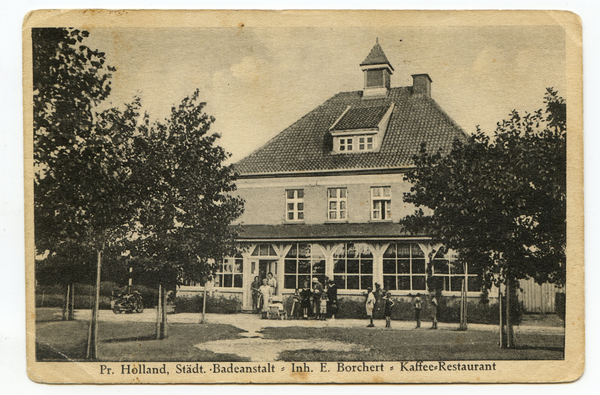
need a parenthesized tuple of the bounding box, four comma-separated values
(23, 9, 583, 384)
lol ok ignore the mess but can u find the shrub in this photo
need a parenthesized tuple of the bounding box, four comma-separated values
(174, 293, 242, 314)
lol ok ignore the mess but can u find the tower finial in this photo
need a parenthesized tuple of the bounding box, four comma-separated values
(376, 37, 379, 44)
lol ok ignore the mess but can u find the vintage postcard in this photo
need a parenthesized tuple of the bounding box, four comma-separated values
(24, 9, 583, 384)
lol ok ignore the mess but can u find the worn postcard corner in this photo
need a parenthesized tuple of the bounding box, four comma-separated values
(24, 9, 583, 384)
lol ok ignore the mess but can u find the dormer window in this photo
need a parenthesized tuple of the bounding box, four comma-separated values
(338, 136, 375, 152)
(339, 138, 352, 151)
(329, 104, 393, 154)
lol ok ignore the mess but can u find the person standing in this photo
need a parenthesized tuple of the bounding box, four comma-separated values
(251, 276, 261, 314)
(267, 272, 277, 296)
(365, 287, 376, 327)
(384, 292, 395, 328)
(312, 277, 323, 319)
(300, 281, 312, 319)
(430, 294, 438, 329)
(319, 293, 328, 321)
(326, 279, 338, 320)
(374, 283, 383, 320)
(413, 293, 422, 329)
(259, 278, 271, 319)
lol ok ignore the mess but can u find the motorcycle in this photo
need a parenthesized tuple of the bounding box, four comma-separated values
(112, 291, 144, 314)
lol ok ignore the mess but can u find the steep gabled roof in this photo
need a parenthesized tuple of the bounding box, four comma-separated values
(360, 42, 394, 71)
(234, 87, 468, 176)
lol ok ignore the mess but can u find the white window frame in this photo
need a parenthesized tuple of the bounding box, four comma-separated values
(283, 243, 326, 290)
(339, 137, 354, 152)
(328, 188, 347, 221)
(371, 186, 392, 220)
(431, 250, 481, 293)
(286, 189, 305, 222)
(382, 243, 427, 292)
(214, 256, 243, 288)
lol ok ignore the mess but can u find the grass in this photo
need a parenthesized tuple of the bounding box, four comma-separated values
(261, 326, 564, 361)
(36, 320, 248, 362)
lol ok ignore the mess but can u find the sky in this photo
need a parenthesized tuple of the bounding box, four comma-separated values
(85, 25, 566, 163)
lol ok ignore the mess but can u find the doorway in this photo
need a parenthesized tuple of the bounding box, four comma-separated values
(259, 260, 278, 294)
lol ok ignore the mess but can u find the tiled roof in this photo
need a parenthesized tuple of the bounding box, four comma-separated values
(236, 223, 428, 241)
(234, 87, 468, 175)
(360, 43, 394, 70)
(331, 105, 390, 131)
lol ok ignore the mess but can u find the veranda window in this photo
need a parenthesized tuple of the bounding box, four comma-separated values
(284, 243, 326, 290)
(431, 249, 481, 292)
(214, 256, 243, 288)
(333, 243, 373, 290)
(383, 243, 426, 291)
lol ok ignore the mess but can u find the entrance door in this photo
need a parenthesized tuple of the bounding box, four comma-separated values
(259, 260, 278, 295)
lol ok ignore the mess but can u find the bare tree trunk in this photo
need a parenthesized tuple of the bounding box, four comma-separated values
(156, 285, 168, 339)
(68, 282, 75, 320)
(200, 284, 207, 324)
(498, 283, 504, 348)
(506, 278, 511, 348)
(86, 248, 103, 360)
(62, 284, 71, 321)
(459, 276, 467, 330)
(161, 286, 168, 338)
(156, 284, 162, 339)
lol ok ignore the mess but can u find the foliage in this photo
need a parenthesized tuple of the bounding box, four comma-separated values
(127, 90, 244, 288)
(402, 89, 566, 288)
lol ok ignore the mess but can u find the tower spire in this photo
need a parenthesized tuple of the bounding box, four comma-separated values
(360, 40, 394, 98)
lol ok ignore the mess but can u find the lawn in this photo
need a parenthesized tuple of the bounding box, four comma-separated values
(261, 327, 564, 361)
(36, 320, 249, 362)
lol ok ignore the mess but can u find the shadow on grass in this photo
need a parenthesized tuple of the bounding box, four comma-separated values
(103, 334, 158, 343)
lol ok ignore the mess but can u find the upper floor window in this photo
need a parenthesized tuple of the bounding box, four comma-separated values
(214, 256, 243, 288)
(371, 186, 391, 220)
(338, 136, 375, 153)
(339, 138, 353, 152)
(286, 189, 304, 221)
(328, 188, 347, 221)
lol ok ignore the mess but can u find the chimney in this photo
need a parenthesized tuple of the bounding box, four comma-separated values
(412, 74, 432, 97)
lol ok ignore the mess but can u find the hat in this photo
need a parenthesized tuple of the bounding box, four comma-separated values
(312, 277, 319, 282)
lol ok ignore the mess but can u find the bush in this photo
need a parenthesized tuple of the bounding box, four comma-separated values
(36, 293, 112, 310)
(174, 294, 242, 314)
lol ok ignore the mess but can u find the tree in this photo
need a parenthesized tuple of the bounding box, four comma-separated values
(33, 27, 146, 358)
(402, 89, 566, 347)
(128, 90, 244, 337)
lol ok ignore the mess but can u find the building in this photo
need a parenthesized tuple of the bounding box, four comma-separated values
(179, 41, 497, 312)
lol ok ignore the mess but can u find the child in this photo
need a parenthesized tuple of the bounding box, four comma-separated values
(320, 293, 328, 321)
(384, 292, 395, 328)
(291, 289, 301, 319)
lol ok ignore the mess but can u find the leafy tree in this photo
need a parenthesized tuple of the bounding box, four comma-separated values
(33, 26, 145, 358)
(402, 89, 566, 347)
(129, 90, 244, 336)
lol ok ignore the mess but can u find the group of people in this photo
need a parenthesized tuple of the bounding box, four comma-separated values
(292, 277, 338, 320)
(250, 272, 279, 318)
(251, 275, 439, 327)
(364, 285, 438, 329)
